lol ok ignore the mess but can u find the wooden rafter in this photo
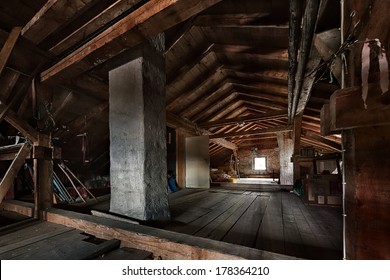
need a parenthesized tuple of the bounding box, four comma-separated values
(198, 110, 288, 128)
(0, 26, 22, 77)
(40, 0, 224, 82)
(209, 125, 293, 139)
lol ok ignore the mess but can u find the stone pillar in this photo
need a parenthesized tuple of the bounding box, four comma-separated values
(277, 132, 294, 185)
(109, 34, 170, 221)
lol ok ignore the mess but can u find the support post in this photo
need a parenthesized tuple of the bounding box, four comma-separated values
(292, 114, 302, 181)
(33, 133, 53, 218)
(277, 132, 294, 185)
(109, 34, 170, 221)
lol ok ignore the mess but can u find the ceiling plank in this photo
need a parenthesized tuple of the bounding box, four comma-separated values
(210, 125, 293, 139)
(46, 0, 144, 54)
(194, 12, 270, 26)
(40, 0, 224, 83)
(22, 0, 96, 44)
(198, 110, 288, 128)
(201, 25, 289, 49)
(179, 79, 232, 119)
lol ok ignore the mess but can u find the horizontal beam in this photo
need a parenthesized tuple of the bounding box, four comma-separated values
(43, 207, 294, 260)
(329, 83, 390, 130)
(47, 0, 144, 54)
(302, 130, 341, 152)
(198, 110, 288, 128)
(209, 125, 293, 139)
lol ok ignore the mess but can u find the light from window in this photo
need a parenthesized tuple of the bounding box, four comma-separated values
(254, 157, 266, 170)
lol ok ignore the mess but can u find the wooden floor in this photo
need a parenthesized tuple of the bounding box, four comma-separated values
(0, 211, 152, 260)
(161, 187, 343, 259)
(0, 187, 342, 260)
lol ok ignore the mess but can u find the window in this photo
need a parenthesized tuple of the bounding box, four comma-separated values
(254, 157, 267, 171)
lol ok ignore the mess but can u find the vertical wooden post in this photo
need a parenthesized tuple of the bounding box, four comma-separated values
(293, 114, 302, 181)
(277, 132, 294, 185)
(176, 129, 187, 189)
(33, 133, 53, 218)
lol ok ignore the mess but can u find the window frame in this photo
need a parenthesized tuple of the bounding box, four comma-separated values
(253, 156, 267, 171)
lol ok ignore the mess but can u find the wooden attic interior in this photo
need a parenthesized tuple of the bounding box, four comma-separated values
(0, 0, 389, 260)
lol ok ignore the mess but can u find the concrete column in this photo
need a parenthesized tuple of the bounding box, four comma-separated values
(277, 132, 294, 185)
(109, 34, 170, 221)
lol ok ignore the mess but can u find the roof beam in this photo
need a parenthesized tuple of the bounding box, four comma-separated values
(2, 106, 39, 143)
(193, 13, 270, 26)
(209, 125, 293, 139)
(0, 26, 22, 76)
(22, 0, 96, 45)
(179, 79, 232, 119)
(40, 0, 224, 83)
(166, 112, 237, 151)
(302, 130, 341, 152)
(198, 110, 288, 128)
(45, 0, 144, 54)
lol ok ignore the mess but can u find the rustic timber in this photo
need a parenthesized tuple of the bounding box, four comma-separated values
(329, 84, 390, 130)
(40, 0, 224, 82)
(43, 207, 296, 260)
(199, 111, 288, 128)
(0, 26, 22, 76)
(288, 0, 304, 122)
(0, 143, 32, 204)
(302, 130, 341, 152)
(46, 0, 145, 55)
(21, 0, 96, 44)
(209, 125, 293, 139)
(295, 48, 322, 116)
(290, 0, 321, 122)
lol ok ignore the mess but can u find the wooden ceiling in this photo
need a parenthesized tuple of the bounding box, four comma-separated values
(0, 0, 342, 170)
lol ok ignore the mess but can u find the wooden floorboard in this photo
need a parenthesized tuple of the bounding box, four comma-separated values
(0, 227, 121, 260)
(0, 188, 341, 260)
(164, 188, 342, 259)
(165, 192, 243, 235)
(281, 192, 306, 258)
(223, 195, 269, 247)
(0, 220, 71, 248)
(194, 194, 253, 239)
(255, 191, 285, 254)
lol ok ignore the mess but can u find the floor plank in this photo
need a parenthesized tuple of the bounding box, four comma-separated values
(164, 188, 342, 259)
(1, 229, 120, 260)
(195, 193, 254, 239)
(223, 195, 269, 247)
(255, 191, 285, 254)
